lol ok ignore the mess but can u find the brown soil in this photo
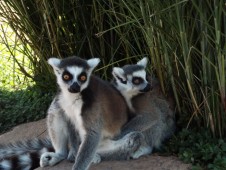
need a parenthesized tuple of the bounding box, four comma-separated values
(0, 119, 191, 170)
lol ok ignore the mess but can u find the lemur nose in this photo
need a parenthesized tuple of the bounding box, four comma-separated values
(140, 83, 152, 92)
(69, 82, 80, 93)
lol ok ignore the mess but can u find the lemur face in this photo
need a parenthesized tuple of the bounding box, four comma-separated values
(48, 56, 100, 93)
(112, 58, 151, 96)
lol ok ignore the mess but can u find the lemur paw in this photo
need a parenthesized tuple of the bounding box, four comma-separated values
(67, 150, 75, 162)
(124, 132, 144, 151)
(131, 145, 152, 159)
(92, 153, 101, 164)
(40, 152, 64, 167)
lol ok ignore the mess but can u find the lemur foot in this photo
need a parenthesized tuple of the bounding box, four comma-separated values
(131, 145, 152, 159)
(67, 149, 75, 162)
(123, 132, 144, 153)
(92, 153, 101, 164)
(40, 152, 65, 167)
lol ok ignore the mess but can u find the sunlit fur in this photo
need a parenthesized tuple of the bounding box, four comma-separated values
(0, 57, 146, 170)
(40, 56, 144, 170)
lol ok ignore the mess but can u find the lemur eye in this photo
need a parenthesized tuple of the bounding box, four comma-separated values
(132, 77, 143, 85)
(78, 72, 87, 82)
(80, 75, 86, 81)
(63, 74, 70, 80)
(62, 71, 72, 81)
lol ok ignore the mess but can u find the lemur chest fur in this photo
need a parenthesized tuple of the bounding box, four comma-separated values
(59, 93, 86, 140)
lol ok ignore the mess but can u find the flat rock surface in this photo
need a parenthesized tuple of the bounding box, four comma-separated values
(0, 119, 191, 170)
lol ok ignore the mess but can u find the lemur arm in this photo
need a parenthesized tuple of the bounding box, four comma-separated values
(118, 113, 157, 138)
(67, 123, 80, 161)
(72, 128, 101, 170)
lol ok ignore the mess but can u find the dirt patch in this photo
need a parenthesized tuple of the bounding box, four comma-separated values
(0, 119, 191, 170)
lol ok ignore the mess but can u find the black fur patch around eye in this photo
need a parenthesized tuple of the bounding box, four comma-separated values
(62, 70, 73, 81)
(116, 75, 127, 84)
(132, 77, 144, 85)
(78, 72, 87, 83)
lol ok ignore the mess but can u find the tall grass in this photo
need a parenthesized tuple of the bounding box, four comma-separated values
(0, 23, 34, 89)
(0, 0, 225, 137)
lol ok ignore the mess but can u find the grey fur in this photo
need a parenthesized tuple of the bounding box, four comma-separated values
(0, 138, 52, 159)
(0, 57, 171, 170)
(58, 56, 90, 69)
(112, 58, 176, 158)
(122, 64, 144, 75)
(0, 57, 144, 170)
(0, 138, 52, 170)
(40, 56, 143, 170)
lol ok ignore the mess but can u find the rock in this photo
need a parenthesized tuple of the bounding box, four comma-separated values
(0, 119, 191, 170)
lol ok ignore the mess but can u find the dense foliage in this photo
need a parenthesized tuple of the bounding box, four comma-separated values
(164, 129, 226, 170)
(0, 0, 225, 169)
(0, 0, 225, 137)
(0, 86, 53, 134)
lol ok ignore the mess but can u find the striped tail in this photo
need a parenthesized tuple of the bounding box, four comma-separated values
(0, 138, 54, 170)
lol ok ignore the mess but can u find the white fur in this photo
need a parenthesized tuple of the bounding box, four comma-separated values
(40, 99, 70, 167)
(112, 67, 126, 82)
(131, 145, 152, 159)
(97, 139, 122, 153)
(120, 91, 136, 112)
(59, 91, 86, 141)
(18, 154, 32, 170)
(39, 147, 48, 154)
(47, 99, 69, 153)
(132, 70, 147, 80)
(137, 57, 148, 67)
(96, 132, 144, 161)
(40, 152, 64, 167)
(40, 57, 101, 168)
(113, 69, 148, 112)
(87, 58, 100, 71)
(97, 138, 133, 154)
(19, 154, 31, 164)
(0, 160, 11, 170)
(92, 154, 101, 164)
(68, 66, 91, 92)
(48, 58, 61, 68)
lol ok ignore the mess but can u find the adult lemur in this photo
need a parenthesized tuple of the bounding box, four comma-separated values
(112, 58, 176, 158)
(0, 57, 175, 169)
(0, 56, 143, 170)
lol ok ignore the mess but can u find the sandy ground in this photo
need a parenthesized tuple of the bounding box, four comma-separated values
(0, 119, 191, 170)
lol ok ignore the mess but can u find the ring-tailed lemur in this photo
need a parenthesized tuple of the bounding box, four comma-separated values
(0, 57, 175, 169)
(0, 56, 144, 170)
(111, 57, 176, 159)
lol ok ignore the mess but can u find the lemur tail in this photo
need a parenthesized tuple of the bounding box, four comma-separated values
(0, 138, 54, 170)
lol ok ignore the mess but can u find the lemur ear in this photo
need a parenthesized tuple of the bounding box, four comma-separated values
(112, 67, 127, 83)
(48, 58, 62, 75)
(48, 58, 61, 68)
(137, 57, 148, 68)
(87, 58, 100, 71)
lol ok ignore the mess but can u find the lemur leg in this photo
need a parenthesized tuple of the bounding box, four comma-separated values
(97, 131, 145, 161)
(40, 102, 69, 167)
(67, 128, 101, 164)
(67, 124, 80, 162)
(130, 122, 166, 159)
(118, 114, 157, 138)
(113, 114, 158, 159)
(131, 121, 166, 159)
(72, 127, 102, 170)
